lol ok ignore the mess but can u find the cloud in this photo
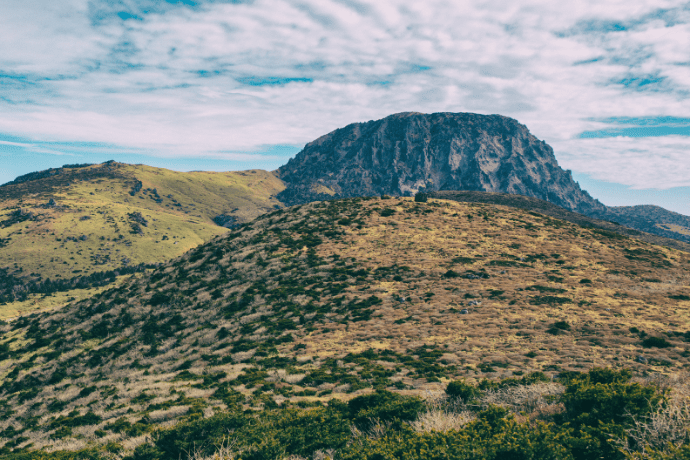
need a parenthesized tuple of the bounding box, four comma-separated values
(579, 116, 690, 137)
(554, 135, 690, 189)
(0, 0, 689, 190)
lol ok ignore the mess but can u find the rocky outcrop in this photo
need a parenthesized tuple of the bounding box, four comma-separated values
(277, 112, 607, 215)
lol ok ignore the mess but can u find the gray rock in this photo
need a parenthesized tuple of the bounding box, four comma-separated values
(277, 112, 606, 216)
(636, 355, 648, 363)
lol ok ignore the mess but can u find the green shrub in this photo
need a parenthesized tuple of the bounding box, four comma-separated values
(339, 406, 572, 460)
(347, 390, 424, 429)
(152, 411, 247, 459)
(445, 379, 480, 402)
(442, 270, 460, 278)
(557, 368, 664, 460)
(547, 321, 571, 335)
(641, 336, 672, 348)
(414, 193, 428, 203)
(379, 208, 396, 217)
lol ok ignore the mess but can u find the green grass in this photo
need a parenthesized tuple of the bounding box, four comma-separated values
(0, 162, 285, 315)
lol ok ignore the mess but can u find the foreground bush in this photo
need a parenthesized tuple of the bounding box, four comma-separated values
(557, 368, 664, 460)
(340, 406, 572, 460)
(0, 369, 682, 460)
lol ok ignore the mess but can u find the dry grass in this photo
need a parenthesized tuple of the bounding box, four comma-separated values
(619, 373, 690, 456)
(3, 197, 690, 452)
(480, 383, 565, 415)
(410, 409, 476, 432)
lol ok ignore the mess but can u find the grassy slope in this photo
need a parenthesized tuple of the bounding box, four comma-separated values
(0, 197, 689, 453)
(0, 162, 284, 316)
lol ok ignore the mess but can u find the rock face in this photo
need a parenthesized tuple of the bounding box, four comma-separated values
(278, 112, 606, 215)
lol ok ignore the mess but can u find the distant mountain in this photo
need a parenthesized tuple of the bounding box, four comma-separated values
(277, 111, 690, 244)
(2, 113, 689, 318)
(592, 205, 690, 244)
(278, 112, 606, 215)
(429, 190, 690, 253)
(0, 161, 284, 312)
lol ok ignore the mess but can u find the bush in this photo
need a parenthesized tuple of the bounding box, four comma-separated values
(152, 411, 247, 459)
(339, 406, 572, 460)
(446, 379, 480, 402)
(348, 390, 424, 429)
(547, 321, 571, 335)
(557, 368, 664, 460)
(641, 336, 672, 348)
(379, 208, 395, 217)
(149, 406, 351, 460)
(414, 193, 428, 203)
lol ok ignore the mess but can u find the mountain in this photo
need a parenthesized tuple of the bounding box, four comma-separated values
(0, 161, 284, 315)
(1, 196, 689, 455)
(3, 112, 690, 320)
(277, 112, 606, 216)
(277, 111, 690, 244)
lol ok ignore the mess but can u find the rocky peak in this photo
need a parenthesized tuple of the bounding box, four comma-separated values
(278, 112, 606, 215)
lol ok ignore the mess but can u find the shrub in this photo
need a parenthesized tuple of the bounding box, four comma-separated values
(153, 411, 247, 459)
(558, 368, 664, 460)
(641, 336, 672, 348)
(348, 390, 424, 429)
(414, 193, 428, 203)
(446, 379, 480, 402)
(547, 321, 571, 335)
(442, 270, 460, 278)
(339, 406, 572, 460)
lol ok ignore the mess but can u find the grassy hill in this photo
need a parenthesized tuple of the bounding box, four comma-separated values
(0, 196, 689, 458)
(0, 161, 285, 317)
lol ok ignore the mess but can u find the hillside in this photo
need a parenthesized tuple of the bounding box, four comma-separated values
(0, 161, 285, 315)
(430, 190, 690, 253)
(0, 196, 689, 455)
(601, 205, 690, 243)
(277, 111, 690, 245)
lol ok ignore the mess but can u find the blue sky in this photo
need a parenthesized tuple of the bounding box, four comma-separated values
(1, 1, 690, 214)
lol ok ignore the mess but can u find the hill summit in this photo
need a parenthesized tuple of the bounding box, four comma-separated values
(277, 111, 690, 244)
(1, 196, 690, 455)
(278, 112, 605, 215)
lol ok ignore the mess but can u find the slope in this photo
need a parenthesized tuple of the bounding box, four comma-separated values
(276, 111, 690, 245)
(430, 190, 690, 253)
(0, 196, 689, 453)
(0, 161, 285, 315)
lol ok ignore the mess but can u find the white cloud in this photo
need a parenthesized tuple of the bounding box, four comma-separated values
(0, 0, 688, 187)
(555, 135, 690, 189)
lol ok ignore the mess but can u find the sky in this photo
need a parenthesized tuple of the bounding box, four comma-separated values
(1, 1, 689, 214)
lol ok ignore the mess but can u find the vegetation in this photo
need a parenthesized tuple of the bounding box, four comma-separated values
(1, 369, 687, 459)
(0, 162, 285, 316)
(0, 196, 689, 457)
